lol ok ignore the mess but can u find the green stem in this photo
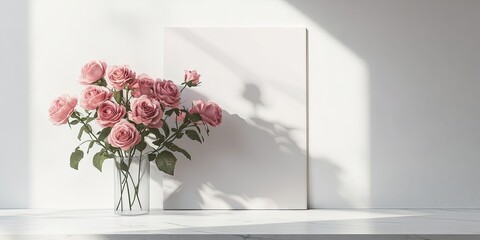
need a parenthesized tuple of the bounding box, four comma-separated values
(135, 154, 143, 209)
(125, 173, 132, 211)
(180, 84, 187, 93)
(73, 111, 112, 154)
(150, 122, 190, 154)
(115, 167, 125, 211)
(127, 170, 139, 208)
(116, 152, 135, 211)
(128, 148, 142, 209)
(123, 154, 133, 211)
(76, 140, 92, 148)
(127, 149, 144, 209)
(115, 157, 130, 211)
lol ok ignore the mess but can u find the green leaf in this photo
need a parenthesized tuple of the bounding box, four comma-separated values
(135, 123, 145, 131)
(93, 150, 111, 172)
(149, 128, 161, 137)
(115, 160, 129, 171)
(187, 112, 202, 123)
(162, 120, 170, 137)
(95, 78, 107, 87)
(185, 129, 202, 143)
(194, 124, 205, 142)
(165, 142, 191, 160)
(77, 125, 85, 140)
(152, 139, 164, 147)
(98, 127, 112, 141)
(148, 154, 156, 161)
(176, 132, 184, 138)
(84, 124, 92, 133)
(165, 108, 179, 117)
(78, 124, 93, 140)
(87, 141, 95, 154)
(70, 120, 79, 125)
(155, 151, 177, 175)
(70, 149, 84, 170)
(136, 141, 147, 152)
(85, 116, 95, 123)
(141, 130, 150, 137)
(104, 142, 114, 151)
(113, 90, 123, 104)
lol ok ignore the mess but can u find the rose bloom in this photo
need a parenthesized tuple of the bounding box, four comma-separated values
(129, 95, 164, 128)
(184, 70, 201, 86)
(78, 60, 107, 85)
(80, 85, 112, 110)
(190, 100, 222, 127)
(106, 65, 137, 90)
(153, 79, 180, 108)
(107, 119, 141, 151)
(48, 94, 78, 125)
(131, 73, 154, 98)
(96, 101, 126, 128)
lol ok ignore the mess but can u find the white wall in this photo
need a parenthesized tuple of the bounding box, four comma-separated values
(0, 0, 29, 208)
(1, 0, 480, 208)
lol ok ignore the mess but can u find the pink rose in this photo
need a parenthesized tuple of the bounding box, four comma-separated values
(153, 79, 180, 108)
(131, 74, 154, 98)
(190, 100, 222, 127)
(80, 86, 113, 110)
(184, 70, 201, 86)
(49, 94, 78, 125)
(106, 65, 136, 90)
(78, 60, 107, 85)
(107, 119, 141, 151)
(96, 101, 126, 128)
(128, 95, 164, 128)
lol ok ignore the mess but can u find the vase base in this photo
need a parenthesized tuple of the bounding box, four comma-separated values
(114, 210, 149, 216)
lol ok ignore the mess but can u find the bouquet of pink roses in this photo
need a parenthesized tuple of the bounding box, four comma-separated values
(48, 60, 222, 175)
(49, 60, 222, 214)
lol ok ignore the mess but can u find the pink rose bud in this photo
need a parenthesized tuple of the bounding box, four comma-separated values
(80, 85, 113, 110)
(176, 112, 186, 123)
(78, 60, 107, 85)
(106, 65, 137, 90)
(153, 79, 180, 108)
(128, 95, 164, 128)
(107, 119, 141, 151)
(190, 100, 222, 127)
(49, 94, 78, 125)
(184, 70, 201, 86)
(131, 73, 155, 98)
(96, 101, 126, 128)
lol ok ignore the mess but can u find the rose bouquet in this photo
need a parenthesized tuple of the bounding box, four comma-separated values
(48, 60, 222, 215)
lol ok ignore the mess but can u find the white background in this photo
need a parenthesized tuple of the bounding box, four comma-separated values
(1, 0, 480, 209)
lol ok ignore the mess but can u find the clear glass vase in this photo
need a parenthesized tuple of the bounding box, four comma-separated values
(114, 155, 150, 215)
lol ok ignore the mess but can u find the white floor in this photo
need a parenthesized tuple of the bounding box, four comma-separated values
(0, 209, 479, 239)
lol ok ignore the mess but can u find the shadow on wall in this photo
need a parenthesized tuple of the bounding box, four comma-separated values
(286, 0, 480, 207)
(151, 83, 329, 209)
(161, 27, 319, 208)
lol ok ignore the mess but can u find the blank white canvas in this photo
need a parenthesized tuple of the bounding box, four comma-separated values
(163, 27, 307, 209)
